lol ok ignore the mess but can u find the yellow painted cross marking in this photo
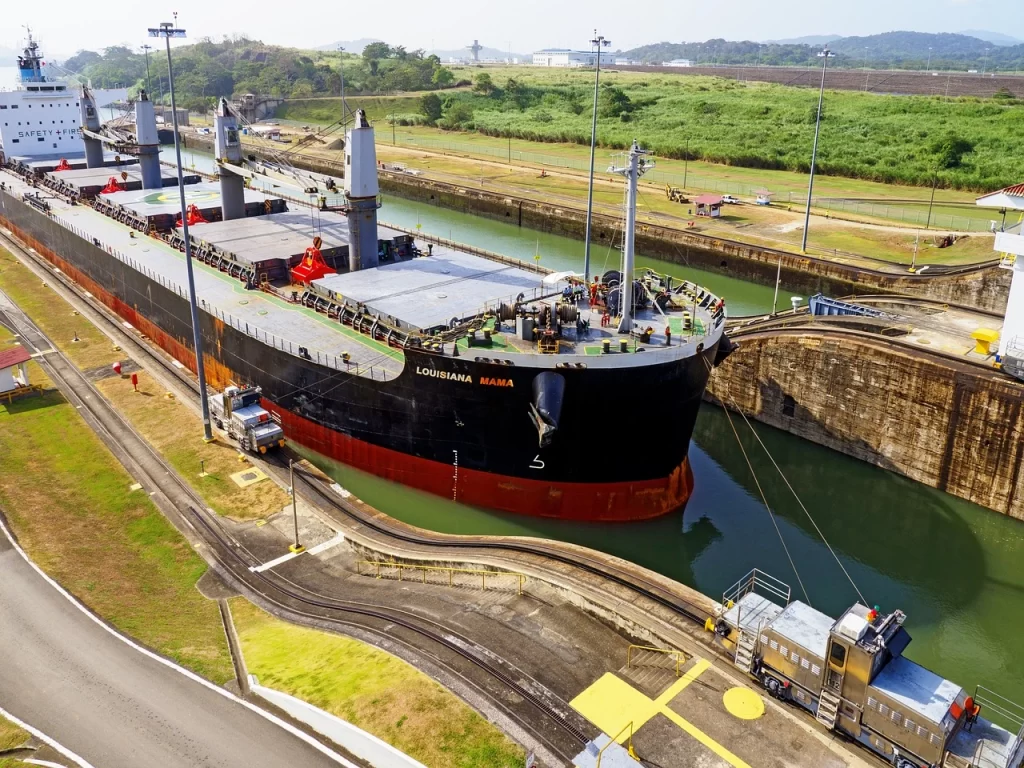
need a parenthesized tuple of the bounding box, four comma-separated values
(570, 659, 753, 768)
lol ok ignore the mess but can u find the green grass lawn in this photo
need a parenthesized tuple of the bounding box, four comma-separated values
(0, 323, 233, 684)
(231, 599, 524, 768)
(0, 249, 289, 522)
(0, 714, 29, 753)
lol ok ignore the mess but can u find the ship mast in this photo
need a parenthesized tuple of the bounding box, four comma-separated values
(608, 140, 654, 334)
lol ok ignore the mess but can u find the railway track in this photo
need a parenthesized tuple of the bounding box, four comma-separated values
(0, 240, 595, 765)
(0, 224, 716, 628)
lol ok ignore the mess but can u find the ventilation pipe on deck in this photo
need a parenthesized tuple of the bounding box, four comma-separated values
(344, 109, 380, 272)
(134, 91, 162, 190)
(79, 87, 104, 169)
(214, 98, 246, 220)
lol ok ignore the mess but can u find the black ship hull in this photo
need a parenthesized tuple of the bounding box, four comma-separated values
(1, 190, 721, 520)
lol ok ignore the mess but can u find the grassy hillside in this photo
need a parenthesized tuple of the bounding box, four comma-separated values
(397, 67, 1024, 191)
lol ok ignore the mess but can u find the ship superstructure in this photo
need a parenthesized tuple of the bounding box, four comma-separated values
(0, 99, 731, 521)
(0, 31, 125, 161)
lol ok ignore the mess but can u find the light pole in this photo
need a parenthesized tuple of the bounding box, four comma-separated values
(141, 45, 153, 95)
(149, 16, 213, 442)
(864, 47, 870, 91)
(583, 30, 610, 285)
(926, 46, 932, 72)
(338, 45, 347, 127)
(801, 46, 834, 254)
(289, 459, 304, 553)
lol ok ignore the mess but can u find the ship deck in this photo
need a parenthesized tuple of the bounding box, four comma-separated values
(2, 172, 405, 379)
(2, 171, 724, 371)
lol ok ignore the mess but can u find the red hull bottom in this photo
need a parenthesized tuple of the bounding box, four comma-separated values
(269, 403, 694, 522)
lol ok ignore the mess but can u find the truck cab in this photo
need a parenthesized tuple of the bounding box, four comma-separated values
(211, 386, 285, 454)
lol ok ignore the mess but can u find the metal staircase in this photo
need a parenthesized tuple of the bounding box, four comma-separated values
(816, 689, 842, 730)
(734, 630, 756, 673)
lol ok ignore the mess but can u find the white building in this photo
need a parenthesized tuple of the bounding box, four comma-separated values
(663, 59, 694, 67)
(532, 49, 599, 68)
(614, 58, 640, 66)
(976, 182, 1024, 377)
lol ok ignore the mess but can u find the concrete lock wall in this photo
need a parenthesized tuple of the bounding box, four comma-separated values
(705, 331, 1024, 521)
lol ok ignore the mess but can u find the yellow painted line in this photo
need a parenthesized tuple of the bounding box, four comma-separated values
(661, 707, 753, 768)
(572, 658, 753, 768)
(654, 658, 710, 708)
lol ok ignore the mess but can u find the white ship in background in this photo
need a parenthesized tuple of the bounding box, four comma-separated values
(0, 30, 125, 160)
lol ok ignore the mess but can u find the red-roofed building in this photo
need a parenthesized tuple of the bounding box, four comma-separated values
(694, 194, 723, 218)
(0, 344, 31, 394)
(975, 182, 1024, 210)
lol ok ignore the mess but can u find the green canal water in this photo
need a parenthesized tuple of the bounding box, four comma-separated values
(170, 146, 1024, 702)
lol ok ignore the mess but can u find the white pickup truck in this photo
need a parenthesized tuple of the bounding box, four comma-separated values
(211, 386, 285, 454)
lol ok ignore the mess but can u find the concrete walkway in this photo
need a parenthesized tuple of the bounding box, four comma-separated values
(0, 526, 349, 768)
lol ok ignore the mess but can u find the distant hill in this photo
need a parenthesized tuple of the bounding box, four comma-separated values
(960, 30, 1023, 47)
(431, 45, 526, 61)
(765, 35, 841, 46)
(622, 31, 1024, 70)
(314, 38, 383, 55)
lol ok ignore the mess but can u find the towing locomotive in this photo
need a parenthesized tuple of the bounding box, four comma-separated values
(714, 570, 1023, 768)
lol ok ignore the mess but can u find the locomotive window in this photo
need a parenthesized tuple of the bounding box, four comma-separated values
(867, 696, 878, 709)
(929, 733, 940, 746)
(829, 643, 847, 666)
(790, 651, 799, 663)
(800, 659, 810, 669)
(760, 634, 769, 644)
(891, 711, 902, 725)
(879, 703, 890, 716)
(780, 646, 789, 657)
(917, 726, 928, 739)
(811, 664, 821, 676)
(904, 718, 916, 731)
(770, 640, 778, 651)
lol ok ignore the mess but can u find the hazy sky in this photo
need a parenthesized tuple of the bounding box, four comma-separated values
(2, 0, 1023, 58)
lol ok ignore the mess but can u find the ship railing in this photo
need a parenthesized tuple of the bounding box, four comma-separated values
(49, 217, 398, 378)
(971, 685, 1024, 737)
(722, 568, 791, 613)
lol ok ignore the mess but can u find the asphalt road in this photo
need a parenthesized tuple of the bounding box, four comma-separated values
(0, 530, 348, 768)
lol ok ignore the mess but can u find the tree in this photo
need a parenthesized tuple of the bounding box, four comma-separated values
(362, 42, 392, 61)
(432, 67, 454, 87)
(598, 86, 633, 118)
(930, 133, 974, 169)
(420, 92, 443, 123)
(473, 72, 495, 95)
(442, 100, 474, 128)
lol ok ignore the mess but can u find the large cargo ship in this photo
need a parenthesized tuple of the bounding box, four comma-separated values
(0, 32, 124, 160)
(0, 84, 731, 521)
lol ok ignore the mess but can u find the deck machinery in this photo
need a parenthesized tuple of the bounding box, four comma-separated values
(716, 571, 1024, 768)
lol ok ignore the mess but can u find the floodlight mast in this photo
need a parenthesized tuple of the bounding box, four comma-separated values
(149, 18, 214, 442)
(583, 31, 611, 286)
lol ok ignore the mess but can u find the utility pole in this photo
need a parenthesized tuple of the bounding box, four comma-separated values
(583, 30, 611, 286)
(926, 173, 938, 229)
(289, 460, 304, 553)
(150, 16, 213, 442)
(801, 46, 834, 254)
(927, 47, 932, 72)
(683, 137, 689, 190)
(338, 46, 347, 127)
(141, 45, 153, 95)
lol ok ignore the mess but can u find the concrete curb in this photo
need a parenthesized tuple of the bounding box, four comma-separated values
(249, 677, 427, 768)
